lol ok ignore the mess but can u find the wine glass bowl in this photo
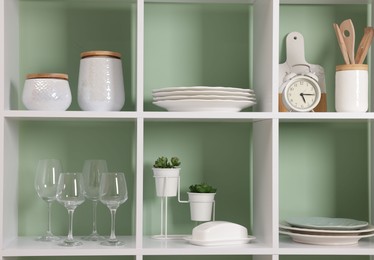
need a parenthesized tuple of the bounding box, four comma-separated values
(82, 159, 108, 241)
(34, 159, 62, 241)
(99, 172, 128, 246)
(56, 172, 85, 246)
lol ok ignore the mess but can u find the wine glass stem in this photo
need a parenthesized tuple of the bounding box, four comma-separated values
(47, 202, 53, 235)
(67, 209, 75, 242)
(109, 208, 117, 241)
(92, 200, 98, 235)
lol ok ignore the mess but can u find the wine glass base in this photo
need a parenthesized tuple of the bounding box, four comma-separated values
(36, 234, 60, 242)
(100, 240, 124, 246)
(81, 234, 105, 241)
(58, 240, 83, 247)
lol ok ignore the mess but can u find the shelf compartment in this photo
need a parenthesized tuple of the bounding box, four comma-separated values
(143, 0, 275, 113)
(143, 2, 254, 112)
(279, 3, 369, 112)
(279, 121, 369, 224)
(5, 0, 137, 112)
(143, 121, 252, 237)
(3, 119, 137, 246)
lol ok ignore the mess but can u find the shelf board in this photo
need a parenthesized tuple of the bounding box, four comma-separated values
(5, 111, 374, 122)
(2, 236, 136, 257)
(3, 111, 138, 121)
(144, 0, 255, 4)
(280, 0, 370, 4)
(278, 112, 374, 122)
(143, 111, 273, 121)
(142, 236, 273, 255)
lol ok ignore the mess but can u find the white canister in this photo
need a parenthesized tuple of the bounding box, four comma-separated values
(22, 73, 72, 111)
(78, 50, 125, 111)
(335, 64, 368, 112)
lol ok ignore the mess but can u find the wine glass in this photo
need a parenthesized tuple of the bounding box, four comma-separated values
(99, 172, 128, 246)
(34, 159, 62, 241)
(56, 172, 85, 246)
(82, 159, 108, 241)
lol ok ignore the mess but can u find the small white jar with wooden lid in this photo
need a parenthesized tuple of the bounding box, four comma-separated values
(78, 50, 125, 111)
(22, 73, 72, 111)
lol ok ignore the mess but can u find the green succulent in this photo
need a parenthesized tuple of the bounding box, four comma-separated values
(189, 183, 217, 193)
(153, 156, 181, 168)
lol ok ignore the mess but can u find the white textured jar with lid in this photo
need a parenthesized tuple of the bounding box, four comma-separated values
(78, 50, 125, 111)
(22, 73, 72, 111)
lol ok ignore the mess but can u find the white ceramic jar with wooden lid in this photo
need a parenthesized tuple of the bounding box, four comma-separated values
(22, 73, 72, 111)
(77, 50, 125, 111)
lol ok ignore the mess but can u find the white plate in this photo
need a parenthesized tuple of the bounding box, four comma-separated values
(153, 95, 256, 102)
(279, 230, 374, 246)
(285, 217, 368, 230)
(153, 86, 254, 94)
(184, 235, 255, 246)
(152, 90, 255, 98)
(279, 223, 374, 235)
(153, 99, 256, 112)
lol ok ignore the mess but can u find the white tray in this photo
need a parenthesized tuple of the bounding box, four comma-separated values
(184, 235, 255, 246)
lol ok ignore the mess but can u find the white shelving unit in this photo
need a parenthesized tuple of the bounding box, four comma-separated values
(1, 0, 374, 260)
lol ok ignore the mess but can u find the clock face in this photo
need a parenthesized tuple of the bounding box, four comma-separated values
(283, 76, 321, 112)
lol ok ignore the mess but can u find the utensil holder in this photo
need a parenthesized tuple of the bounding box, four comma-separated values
(335, 64, 368, 112)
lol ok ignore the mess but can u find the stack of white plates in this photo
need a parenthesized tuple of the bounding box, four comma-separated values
(152, 86, 256, 112)
(280, 217, 374, 246)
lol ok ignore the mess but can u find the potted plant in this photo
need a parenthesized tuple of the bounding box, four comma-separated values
(152, 156, 181, 197)
(188, 183, 217, 221)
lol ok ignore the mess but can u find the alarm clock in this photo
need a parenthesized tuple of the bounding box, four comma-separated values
(281, 72, 322, 112)
(279, 32, 327, 112)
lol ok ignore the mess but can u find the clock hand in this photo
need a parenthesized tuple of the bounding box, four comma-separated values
(300, 93, 306, 103)
(302, 93, 315, 96)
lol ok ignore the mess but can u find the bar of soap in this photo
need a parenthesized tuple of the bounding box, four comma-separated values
(192, 221, 248, 241)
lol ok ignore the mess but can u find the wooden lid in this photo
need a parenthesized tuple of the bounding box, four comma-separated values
(80, 50, 121, 59)
(26, 73, 68, 80)
(336, 64, 368, 71)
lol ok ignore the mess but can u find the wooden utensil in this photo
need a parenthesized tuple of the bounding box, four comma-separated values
(333, 23, 350, 64)
(355, 27, 374, 64)
(340, 19, 356, 64)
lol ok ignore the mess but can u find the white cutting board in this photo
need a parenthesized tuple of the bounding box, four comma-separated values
(279, 32, 326, 93)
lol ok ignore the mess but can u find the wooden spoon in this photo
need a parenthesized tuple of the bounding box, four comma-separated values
(340, 19, 356, 64)
(333, 23, 350, 64)
(355, 27, 374, 64)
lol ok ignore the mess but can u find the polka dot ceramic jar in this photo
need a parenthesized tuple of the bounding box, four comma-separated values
(22, 73, 72, 111)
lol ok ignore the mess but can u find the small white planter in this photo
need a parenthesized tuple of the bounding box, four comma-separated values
(188, 192, 216, 221)
(152, 168, 180, 197)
